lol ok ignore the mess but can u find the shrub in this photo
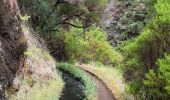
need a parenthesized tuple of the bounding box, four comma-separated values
(158, 54, 170, 95)
(143, 54, 170, 99)
(122, 0, 170, 99)
(64, 26, 123, 65)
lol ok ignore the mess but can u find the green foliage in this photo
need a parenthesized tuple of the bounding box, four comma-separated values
(158, 54, 170, 95)
(18, 0, 56, 32)
(57, 62, 97, 100)
(18, 0, 110, 63)
(121, 0, 170, 99)
(64, 26, 122, 65)
(143, 70, 166, 99)
(112, 0, 155, 40)
(124, 0, 170, 69)
(143, 54, 170, 99)
(89, 61, 124, 81)
(24, 47, 52, 61)
(12, 79, 64, 100)
(20, 15, 30, 21)
(126, 80, 142, 96)
(27, 80, 63, 100)
(18, 0, 107, 34)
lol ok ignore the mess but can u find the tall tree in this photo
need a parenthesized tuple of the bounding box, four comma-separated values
(18, 0, 107, 32)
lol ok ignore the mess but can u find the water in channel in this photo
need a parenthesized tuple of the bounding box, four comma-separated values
(59, 70, 85, 100)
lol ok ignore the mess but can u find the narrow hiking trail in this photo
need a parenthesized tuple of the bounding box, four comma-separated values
(79, 66, 115, 100)
(86, 71, 115, 100)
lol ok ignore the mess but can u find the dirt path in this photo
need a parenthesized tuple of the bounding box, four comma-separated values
(79, 66, 115, 100)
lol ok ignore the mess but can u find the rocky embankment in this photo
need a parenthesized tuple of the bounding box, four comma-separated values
(0, 0, 63, 99)
(0, 0, 26, 99)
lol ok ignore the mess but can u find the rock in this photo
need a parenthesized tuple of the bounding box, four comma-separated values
(0, 0, 26, 98)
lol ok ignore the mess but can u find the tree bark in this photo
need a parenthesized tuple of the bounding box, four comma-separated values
(0, 0, 26, 99)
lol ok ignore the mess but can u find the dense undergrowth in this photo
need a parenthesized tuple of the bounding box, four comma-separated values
(110, 0, 155, 40)
(64, 27, 123, 65)
(119, 0, 170, 99)
(57, 63, 97, 100)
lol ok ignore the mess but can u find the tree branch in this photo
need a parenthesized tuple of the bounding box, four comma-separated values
(55, 13, 83, 26)
(75, 15, 87, 21)
(63, 22, 90, 28)
(46, 29, 59, 32)
(46, 13, 91, 32)
(55, 0, 68, 6)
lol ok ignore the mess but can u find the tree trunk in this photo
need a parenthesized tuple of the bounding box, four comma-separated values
(0, 0, 26, 99)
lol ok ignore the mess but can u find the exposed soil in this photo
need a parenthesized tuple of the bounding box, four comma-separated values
(79, 66, 115, 100)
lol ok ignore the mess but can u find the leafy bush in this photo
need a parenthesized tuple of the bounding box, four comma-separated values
(158, 55, 170, 95)
(122, 0, 170, 99)
(143, 54, 170, 99)
(64, 26, 123, 65)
